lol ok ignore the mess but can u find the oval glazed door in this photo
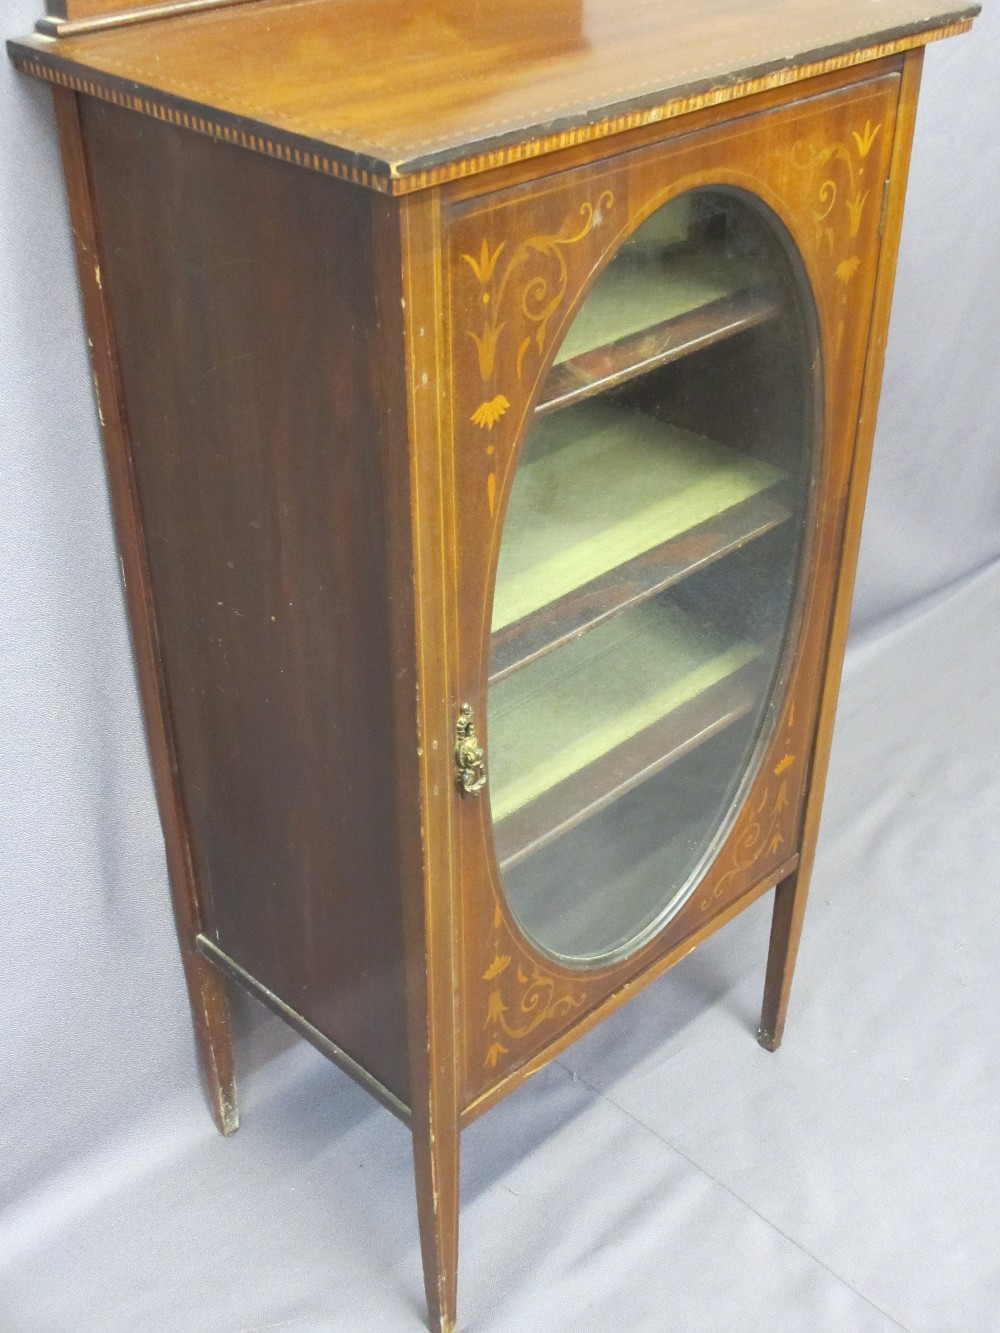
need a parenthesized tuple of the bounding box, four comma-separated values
(451, 71, 901, 1096)
(485, 189, 820, 966)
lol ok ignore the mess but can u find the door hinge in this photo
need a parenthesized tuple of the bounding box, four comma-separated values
(879, 177, 892, 237)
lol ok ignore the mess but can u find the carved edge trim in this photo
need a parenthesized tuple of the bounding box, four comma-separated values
(394, 22, 975, 182)
(9, 53, 395, 192)
(11, 20, 973, 197)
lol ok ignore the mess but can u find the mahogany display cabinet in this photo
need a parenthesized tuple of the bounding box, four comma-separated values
(8, 1, 979, 1328)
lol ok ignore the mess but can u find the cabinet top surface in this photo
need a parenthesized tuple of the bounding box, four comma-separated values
(10, 0, 978, 192)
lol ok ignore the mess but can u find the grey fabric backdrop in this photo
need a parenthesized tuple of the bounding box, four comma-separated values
(1, 6, 998, 1331)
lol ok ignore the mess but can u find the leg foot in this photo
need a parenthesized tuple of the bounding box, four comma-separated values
(181, 943, 238, 1135)
(412, 1110, 460, 1333)
(759, 869, 809, 1053)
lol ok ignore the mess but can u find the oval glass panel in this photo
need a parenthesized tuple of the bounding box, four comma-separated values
(487, 189, 819, 967)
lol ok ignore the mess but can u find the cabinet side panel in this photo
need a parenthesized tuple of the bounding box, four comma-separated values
(82, 100, 413, 1103)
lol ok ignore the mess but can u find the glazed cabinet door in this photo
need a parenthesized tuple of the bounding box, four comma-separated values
(444, 67, 901, 1111)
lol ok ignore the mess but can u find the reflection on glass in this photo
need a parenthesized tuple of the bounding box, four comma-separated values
(488, 191, 818, 966)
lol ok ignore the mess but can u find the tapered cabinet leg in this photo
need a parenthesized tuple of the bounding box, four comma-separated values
(50, 86, 240, 1135)
(758, 869, 810, 1052)
(180, 942, 239, 1136)
(412, 1112, 460, 1333)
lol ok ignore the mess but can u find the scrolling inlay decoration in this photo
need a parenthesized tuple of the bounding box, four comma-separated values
(461, 191, 615, 514)
(481, 901, 586, 1070)
(460, 80, 900, 1099)
(788, 116, 884, 352)
(458, 192, 621, 1073)
(699, 702, 799, 914)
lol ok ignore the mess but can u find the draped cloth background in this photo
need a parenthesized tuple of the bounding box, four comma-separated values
(2, 5, 998, 1328)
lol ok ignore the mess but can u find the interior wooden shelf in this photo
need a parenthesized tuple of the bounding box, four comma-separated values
(500, 718, 755, 963)
(490, 401, 787, 644)
(489, 487, 790, 684)
(539, 283, 783, 416)
(489, 598, 764, 870)
(555, 247, 765, 364)
(536, 246, 780, 416)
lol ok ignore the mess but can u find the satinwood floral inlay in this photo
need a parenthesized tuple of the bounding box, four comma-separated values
(698, 702, 799, 914)
(787, 115, 884, 353)
(462, 191, 614, 406)
(790, 118, 882, 259)
(482, 902, 586, 1070)
(470, 395, 510, 430)
(461, 192, 614, 512)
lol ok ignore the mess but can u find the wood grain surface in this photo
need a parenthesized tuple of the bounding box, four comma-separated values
(15, 0, 972, 1316)
(52, 86, 240, 1137)
(447, 67, 898, 1105)
(82, 98, 416, 1107)
(9, 0, 977, 192)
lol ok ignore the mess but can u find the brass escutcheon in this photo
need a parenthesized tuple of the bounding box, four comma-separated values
(454, 703, 487, 797)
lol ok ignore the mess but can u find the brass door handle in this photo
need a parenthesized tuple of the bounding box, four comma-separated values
(455, 703, 487, 796)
